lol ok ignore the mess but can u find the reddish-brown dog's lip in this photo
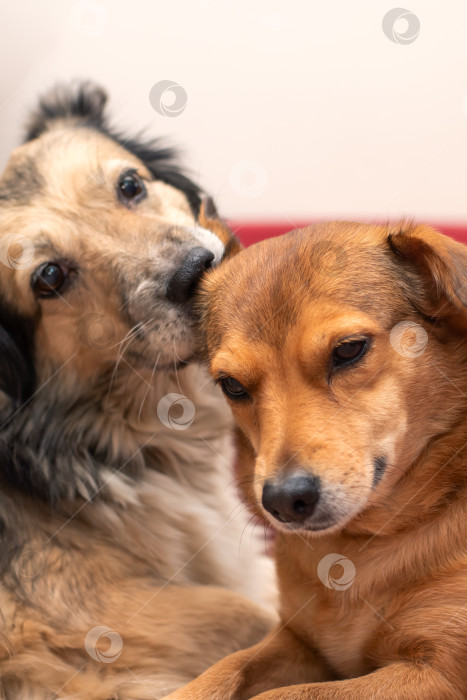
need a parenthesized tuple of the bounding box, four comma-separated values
(261, 507, 337, 535)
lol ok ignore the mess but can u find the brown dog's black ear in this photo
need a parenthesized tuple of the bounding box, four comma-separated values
(388, 225, 467, 317)
(24, 81, 204, 215)
(25, 81, 108, 142)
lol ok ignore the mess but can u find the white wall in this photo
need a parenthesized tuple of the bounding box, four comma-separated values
(1, 0, 467, 224)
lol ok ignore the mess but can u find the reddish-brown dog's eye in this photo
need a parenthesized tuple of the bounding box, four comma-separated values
(220, 376, 250, 400)
(118, 171, 146, 204)
(332, 340, 368, 368)
(33, 262, 68, 297)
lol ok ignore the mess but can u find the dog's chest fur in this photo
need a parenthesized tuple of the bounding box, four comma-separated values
(1, 364, 270, 607)
(277, 551, 377, 678)
(275, 534, 408, 679)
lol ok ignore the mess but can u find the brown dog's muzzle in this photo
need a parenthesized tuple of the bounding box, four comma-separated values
(262, 472, 321, 526)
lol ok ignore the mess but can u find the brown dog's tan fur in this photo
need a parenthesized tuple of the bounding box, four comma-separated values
(0, 84, 273, 699)
(164, 222, 467, 699)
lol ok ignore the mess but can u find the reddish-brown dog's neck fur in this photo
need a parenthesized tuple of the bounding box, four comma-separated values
(163, 221, 467, 698)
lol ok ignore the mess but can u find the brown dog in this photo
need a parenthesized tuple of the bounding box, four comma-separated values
(0, 83, 274, 699)
(163, 221, 467, 699)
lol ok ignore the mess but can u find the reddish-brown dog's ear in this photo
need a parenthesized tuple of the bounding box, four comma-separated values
(198, 196, 243, 257)
(388, 225, 467, 317)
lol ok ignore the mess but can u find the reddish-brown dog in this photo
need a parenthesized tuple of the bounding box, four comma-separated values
(163, 221, 467, 699)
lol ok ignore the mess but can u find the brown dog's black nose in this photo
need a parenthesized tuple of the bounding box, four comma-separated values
(262, 474, 320, 524)
(166, 247, 214, 303)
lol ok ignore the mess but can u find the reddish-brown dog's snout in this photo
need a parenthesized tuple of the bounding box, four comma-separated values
(166, 247, 214, 303)
(262, 473, 321, 524)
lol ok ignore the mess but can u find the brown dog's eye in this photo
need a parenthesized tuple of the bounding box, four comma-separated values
(33, 262, 68, 298)
(118, 171, 146, 204)
(219, 376, 250, 400)
(332, 340, 368, 368)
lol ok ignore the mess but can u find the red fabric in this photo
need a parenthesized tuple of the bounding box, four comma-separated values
(230, 221, 467, 247)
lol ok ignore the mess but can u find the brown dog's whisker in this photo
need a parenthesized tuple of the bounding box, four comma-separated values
(137, 350, 161, 423)
(106, 320, 152, 397)
(172, 338, 185, 394)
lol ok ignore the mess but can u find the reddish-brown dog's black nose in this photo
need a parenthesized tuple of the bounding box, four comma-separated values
(167, 247, 214, 303)
(262, 474, 320, 524)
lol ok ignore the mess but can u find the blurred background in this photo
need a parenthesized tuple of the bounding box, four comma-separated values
(1, 0, 467, 234)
